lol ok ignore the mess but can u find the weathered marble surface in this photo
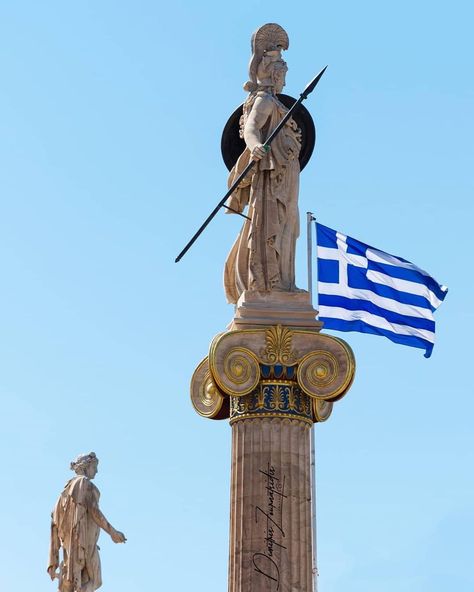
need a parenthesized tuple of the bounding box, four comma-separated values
(224, 23, 302, 305)
(48, 453, 126, 592)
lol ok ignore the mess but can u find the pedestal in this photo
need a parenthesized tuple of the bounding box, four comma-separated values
(230, 290, 323, 330)
(191, 325, 355, 591)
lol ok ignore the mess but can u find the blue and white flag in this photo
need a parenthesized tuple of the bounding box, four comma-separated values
(316, 223, 448, 357)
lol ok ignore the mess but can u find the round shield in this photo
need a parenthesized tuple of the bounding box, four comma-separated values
(221, 93, 316, 172)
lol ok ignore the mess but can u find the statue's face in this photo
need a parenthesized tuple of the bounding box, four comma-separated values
(273, 62, 287, 94)
(85, 459, 99, 479)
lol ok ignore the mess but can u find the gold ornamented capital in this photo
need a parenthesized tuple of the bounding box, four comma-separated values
(191, 326, 355, 423)
(230, 383, 313, 425)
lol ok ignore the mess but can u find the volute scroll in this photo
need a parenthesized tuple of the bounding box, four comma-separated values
(190, 357, 228, 419)
(297, 336, 354, 402)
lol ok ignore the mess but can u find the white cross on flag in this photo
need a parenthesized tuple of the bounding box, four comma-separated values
(315, 222, 448, 357)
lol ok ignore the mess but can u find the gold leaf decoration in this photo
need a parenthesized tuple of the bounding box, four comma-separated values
(260, 325, 297, 365)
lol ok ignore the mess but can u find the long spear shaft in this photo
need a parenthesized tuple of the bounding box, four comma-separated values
(175, 65, 327, 263)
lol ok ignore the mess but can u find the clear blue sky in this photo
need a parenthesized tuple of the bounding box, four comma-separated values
(0, 1, 472, 591)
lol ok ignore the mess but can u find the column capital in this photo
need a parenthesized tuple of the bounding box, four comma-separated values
(191, 325, 355, 424)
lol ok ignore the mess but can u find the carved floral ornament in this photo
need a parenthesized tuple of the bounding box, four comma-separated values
(191, 326, 355, 422)
(260, 325, 297, 365)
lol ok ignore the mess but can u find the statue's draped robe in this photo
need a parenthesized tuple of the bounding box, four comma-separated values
(224, 93, 301, 304)
(49, 476, 102, 592)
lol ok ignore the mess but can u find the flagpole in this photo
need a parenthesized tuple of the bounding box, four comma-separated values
(307, 212, 315, 305)
(307, 211, 318, 592)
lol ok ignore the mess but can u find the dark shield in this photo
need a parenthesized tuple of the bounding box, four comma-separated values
(221, 93, 316, 172)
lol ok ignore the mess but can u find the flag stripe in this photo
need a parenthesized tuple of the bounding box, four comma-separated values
(367, 247, 433, 277)
(318, 294, 436, 331)
(318, 256, 443, 308)
(346, 267, 435, 311)
(319, 317, 434, 358)
(317, 252, 438, 310)
(367, 260, 448, 301)
(318, 282, 435, 319)
(318, 223, 445, 288)
(318, 305, 435, 343)
(366, 270, 444, 308)
(315, 222, 446, 357)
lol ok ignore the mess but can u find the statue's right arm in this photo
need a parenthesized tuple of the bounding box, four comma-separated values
(90, 504, 127, 543)
(90, 504, 114, 534)
(244, 95, 273, 160)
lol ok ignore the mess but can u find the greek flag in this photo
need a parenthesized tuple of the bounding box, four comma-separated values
(316, 223, 448, 357)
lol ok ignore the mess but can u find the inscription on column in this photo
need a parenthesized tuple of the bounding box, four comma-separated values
(253, 462, 287, 590)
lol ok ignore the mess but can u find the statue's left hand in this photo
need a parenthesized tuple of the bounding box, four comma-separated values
(111, 529, 127, 543)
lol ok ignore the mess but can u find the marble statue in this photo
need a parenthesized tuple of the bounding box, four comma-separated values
(224, 23, 302, 304)
(48, 452, 126, 592)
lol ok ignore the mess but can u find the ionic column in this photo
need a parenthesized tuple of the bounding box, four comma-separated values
(191, 326, 355, 592)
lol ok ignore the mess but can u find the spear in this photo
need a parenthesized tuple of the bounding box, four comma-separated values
(175, 65, 328, 263)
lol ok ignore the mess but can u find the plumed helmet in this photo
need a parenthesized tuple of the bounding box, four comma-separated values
(244, 23, 289, 92)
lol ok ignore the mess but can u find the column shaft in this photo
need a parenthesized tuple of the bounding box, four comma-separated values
(229, 417, 313, 592)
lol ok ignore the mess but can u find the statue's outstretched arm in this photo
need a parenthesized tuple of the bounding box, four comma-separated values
(90, 504, 127, 543)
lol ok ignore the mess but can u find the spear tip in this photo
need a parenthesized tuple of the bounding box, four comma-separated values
(301, 65, 328, 99)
